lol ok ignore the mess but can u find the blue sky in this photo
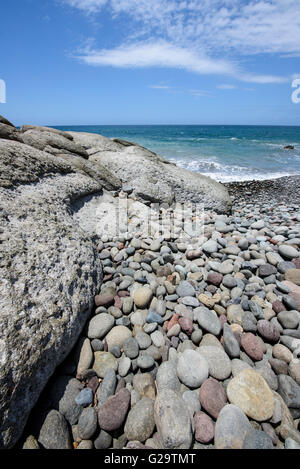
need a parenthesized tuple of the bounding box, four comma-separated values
(1, 0, 300, 125)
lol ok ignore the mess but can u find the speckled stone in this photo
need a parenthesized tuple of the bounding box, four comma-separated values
(199, 378, 227, 419)
(177, 349, 209, 388)
(241, 333, 264, 361)
(197, 346, 232, 380)
(227, 369, 275, 421)
(124, 398, 155, 442)
(93, 352, 118, 378)
(154, 388, 192, 449)
(257, 320, 281, 343)
(214, 404, 251, 449)
(194, 411, 215, 444)
(77, 407, 98, 440)
(133, 287, 154, 308)
(98, 388, 131, 431)
(242, 429, 274, 449)
(105, 325, 132, 352)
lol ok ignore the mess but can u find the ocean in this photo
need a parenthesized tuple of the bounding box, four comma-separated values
(56, 125, 300, 183)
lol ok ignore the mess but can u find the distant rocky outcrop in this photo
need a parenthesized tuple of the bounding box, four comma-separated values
(68, 131, 232, 213)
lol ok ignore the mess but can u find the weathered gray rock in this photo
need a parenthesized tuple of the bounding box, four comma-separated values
(156, 361, 181, 392)
(70, 131, 232, 212)
(227, 369, 275, 421)
(0, 115, 15, 127)
(20, 124, 74, 140)
(195, 307, 221, 336)
(197, 346, 232, 380)
(124, 398, 155, 442)
(38, 410, 72, 449)
(50, 376, 84, 425)
(96, 369, 117, 407)
(242, 429, 274, 449)
(177, 349, 209, 388)
(222, 323, 240, 358)
(0, 138, 106, 448)
(0, 123, 23, 143)
(87, 313, 115, 339)
(77, 407, 98, 440)
(214, 404, 251, 449)
(279, 245, 299, 260)
(277, 375, 300, 408)
(21, 129, 89, 159)
(154, 389, 192, 449)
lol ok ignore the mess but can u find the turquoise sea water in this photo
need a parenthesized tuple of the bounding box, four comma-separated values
(56, 125, 300, 183)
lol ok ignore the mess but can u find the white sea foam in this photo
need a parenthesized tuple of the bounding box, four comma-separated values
(169, 157, 300, 183)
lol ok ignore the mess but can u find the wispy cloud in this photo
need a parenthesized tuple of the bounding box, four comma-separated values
(188, 89, 213, 98)
(76, 41, 287, 84)
(77, 41, 239, 75)
(63, 0, 300, 55)
(149, 84, 172, 90)
(217, 84, 237, 90)
(63, 0, 300, 83)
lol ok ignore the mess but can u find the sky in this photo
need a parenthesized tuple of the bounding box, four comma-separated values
(1, 0, 300, 125)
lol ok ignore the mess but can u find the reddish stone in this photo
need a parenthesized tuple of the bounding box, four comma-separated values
(157, 266, 173, 277)
(219, 315, 227, 327)
(186, 250, 201, 260)
(95, 293, 114, 307)
(272, 300, 286, 314)
(257, 319, 280, 343)
(194, 411, 215, 443)
(118, 290, 130, 297)
(162, 321, 169, 332)
(87, 376, 99, 394)
(167, 274, 176, 284)
(293, 258, 300, 269)
(241, 332, 264, 361)
(167, 313, 179, 331)
(199, 378, 227, 419)
(103, 274, 113, 282)
(207, 272, 223, 286)
(178, 317, 193, 336)
(114, 295, 123, 309)
(283, 280, 300, 310)
(206, 285, 217, 294)
(98, 388, 130, 431)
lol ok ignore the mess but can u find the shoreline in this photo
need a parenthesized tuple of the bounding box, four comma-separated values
(225, 175, 300, 206)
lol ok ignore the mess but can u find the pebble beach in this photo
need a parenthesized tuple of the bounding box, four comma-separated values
(19, 174, 300, 450)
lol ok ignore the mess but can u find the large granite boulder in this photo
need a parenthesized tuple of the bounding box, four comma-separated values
(68, 131, 232, 213)
(0, 127, 120, 447)
(21, 129, 89, 159)
(0, 123, 23, 143)
(0, 115, 15, 127)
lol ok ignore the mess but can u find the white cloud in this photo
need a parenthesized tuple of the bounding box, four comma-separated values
(237, 73, 289, 84)
(63, 0, 300, 83)
(149, 85, 171, 90)
(64, 0, 107, 13)
(217, 84, 237, 89)
(76, 41, 287, 84)
(78, 41, 239, 75)
(188, 89, 212, 97)
(64, 0, 300, 56)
